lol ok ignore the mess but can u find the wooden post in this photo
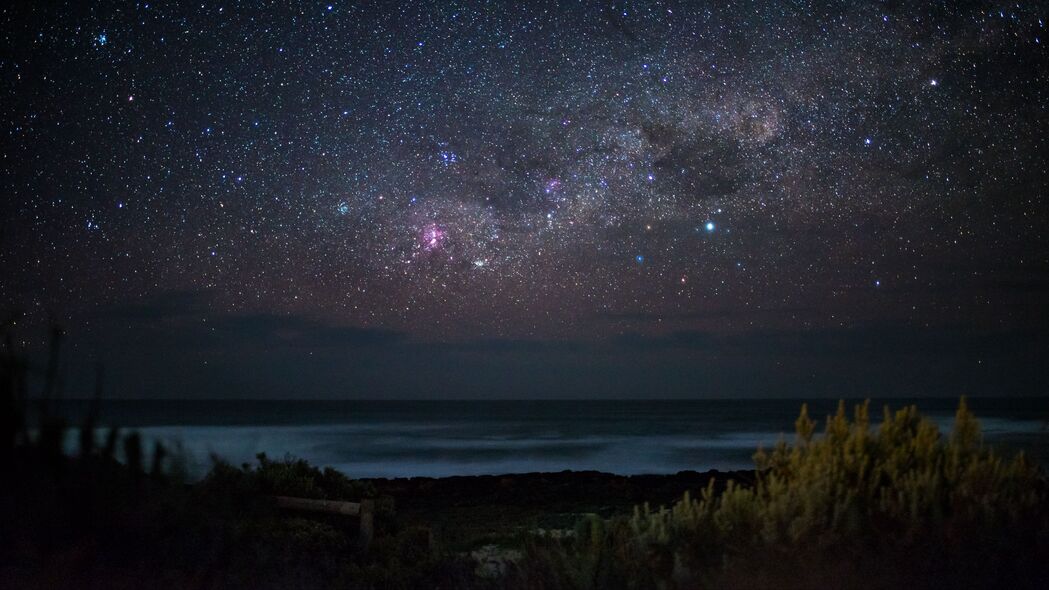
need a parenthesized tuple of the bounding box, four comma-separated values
(358, 499, 374, 550)
(274, 496, 361, 516)
(273, 496, 375, 550)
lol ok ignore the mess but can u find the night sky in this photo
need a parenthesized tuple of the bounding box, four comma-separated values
(2, 1, 1048, 399)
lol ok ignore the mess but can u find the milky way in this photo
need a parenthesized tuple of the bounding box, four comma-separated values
(2, 2, 1048, 397)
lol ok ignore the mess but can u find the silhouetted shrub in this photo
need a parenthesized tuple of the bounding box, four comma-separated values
(199, 452, 376, 506)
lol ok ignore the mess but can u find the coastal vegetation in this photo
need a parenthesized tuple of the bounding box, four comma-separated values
(515, 400, 1049, 588)
(3, 332, 1047, 588)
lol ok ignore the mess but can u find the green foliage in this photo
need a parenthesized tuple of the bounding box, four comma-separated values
(202, 452, 376, 502)
(518, 399, 1049, 589)
(738, 398, 1042, 547)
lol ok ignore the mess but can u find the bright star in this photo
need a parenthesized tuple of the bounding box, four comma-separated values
(438, 150, 458, 166)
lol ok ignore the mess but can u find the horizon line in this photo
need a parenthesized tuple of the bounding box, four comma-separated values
(48, 395, 1046, 402)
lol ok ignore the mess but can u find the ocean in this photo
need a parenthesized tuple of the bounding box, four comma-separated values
(53, 398, 1049, 479)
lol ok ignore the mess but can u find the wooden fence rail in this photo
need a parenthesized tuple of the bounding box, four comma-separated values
(274, 496, 374, 549)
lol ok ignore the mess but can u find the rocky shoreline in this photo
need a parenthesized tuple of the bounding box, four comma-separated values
(364, 469, 757, 549)
(368, 469, 756, 510)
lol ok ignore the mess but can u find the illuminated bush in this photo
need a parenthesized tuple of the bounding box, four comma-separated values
(519, 399, 1049, 589)
(685, 399, 1043, 544)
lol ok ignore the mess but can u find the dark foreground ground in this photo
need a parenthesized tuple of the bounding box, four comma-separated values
(367, 469, 753, 550)
(3, 351, 1046, 590)
(1, 444, 755, 589)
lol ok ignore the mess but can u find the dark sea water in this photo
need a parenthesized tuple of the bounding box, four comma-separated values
(55, 398, 1049, 479)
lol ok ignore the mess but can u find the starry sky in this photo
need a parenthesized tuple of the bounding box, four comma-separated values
(2, 1, 1048, 399)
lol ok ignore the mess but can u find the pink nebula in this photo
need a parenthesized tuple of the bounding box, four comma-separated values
(422, 224, 445, 250)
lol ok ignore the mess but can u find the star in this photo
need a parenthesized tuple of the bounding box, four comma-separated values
(3, 0, 1045, 401)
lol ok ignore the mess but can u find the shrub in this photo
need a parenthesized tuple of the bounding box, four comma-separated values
(201, 452, 376, 502)
(519, 399, 1049, 589)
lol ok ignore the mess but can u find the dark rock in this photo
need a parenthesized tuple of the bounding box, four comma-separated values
(364, 469, 755, 514)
